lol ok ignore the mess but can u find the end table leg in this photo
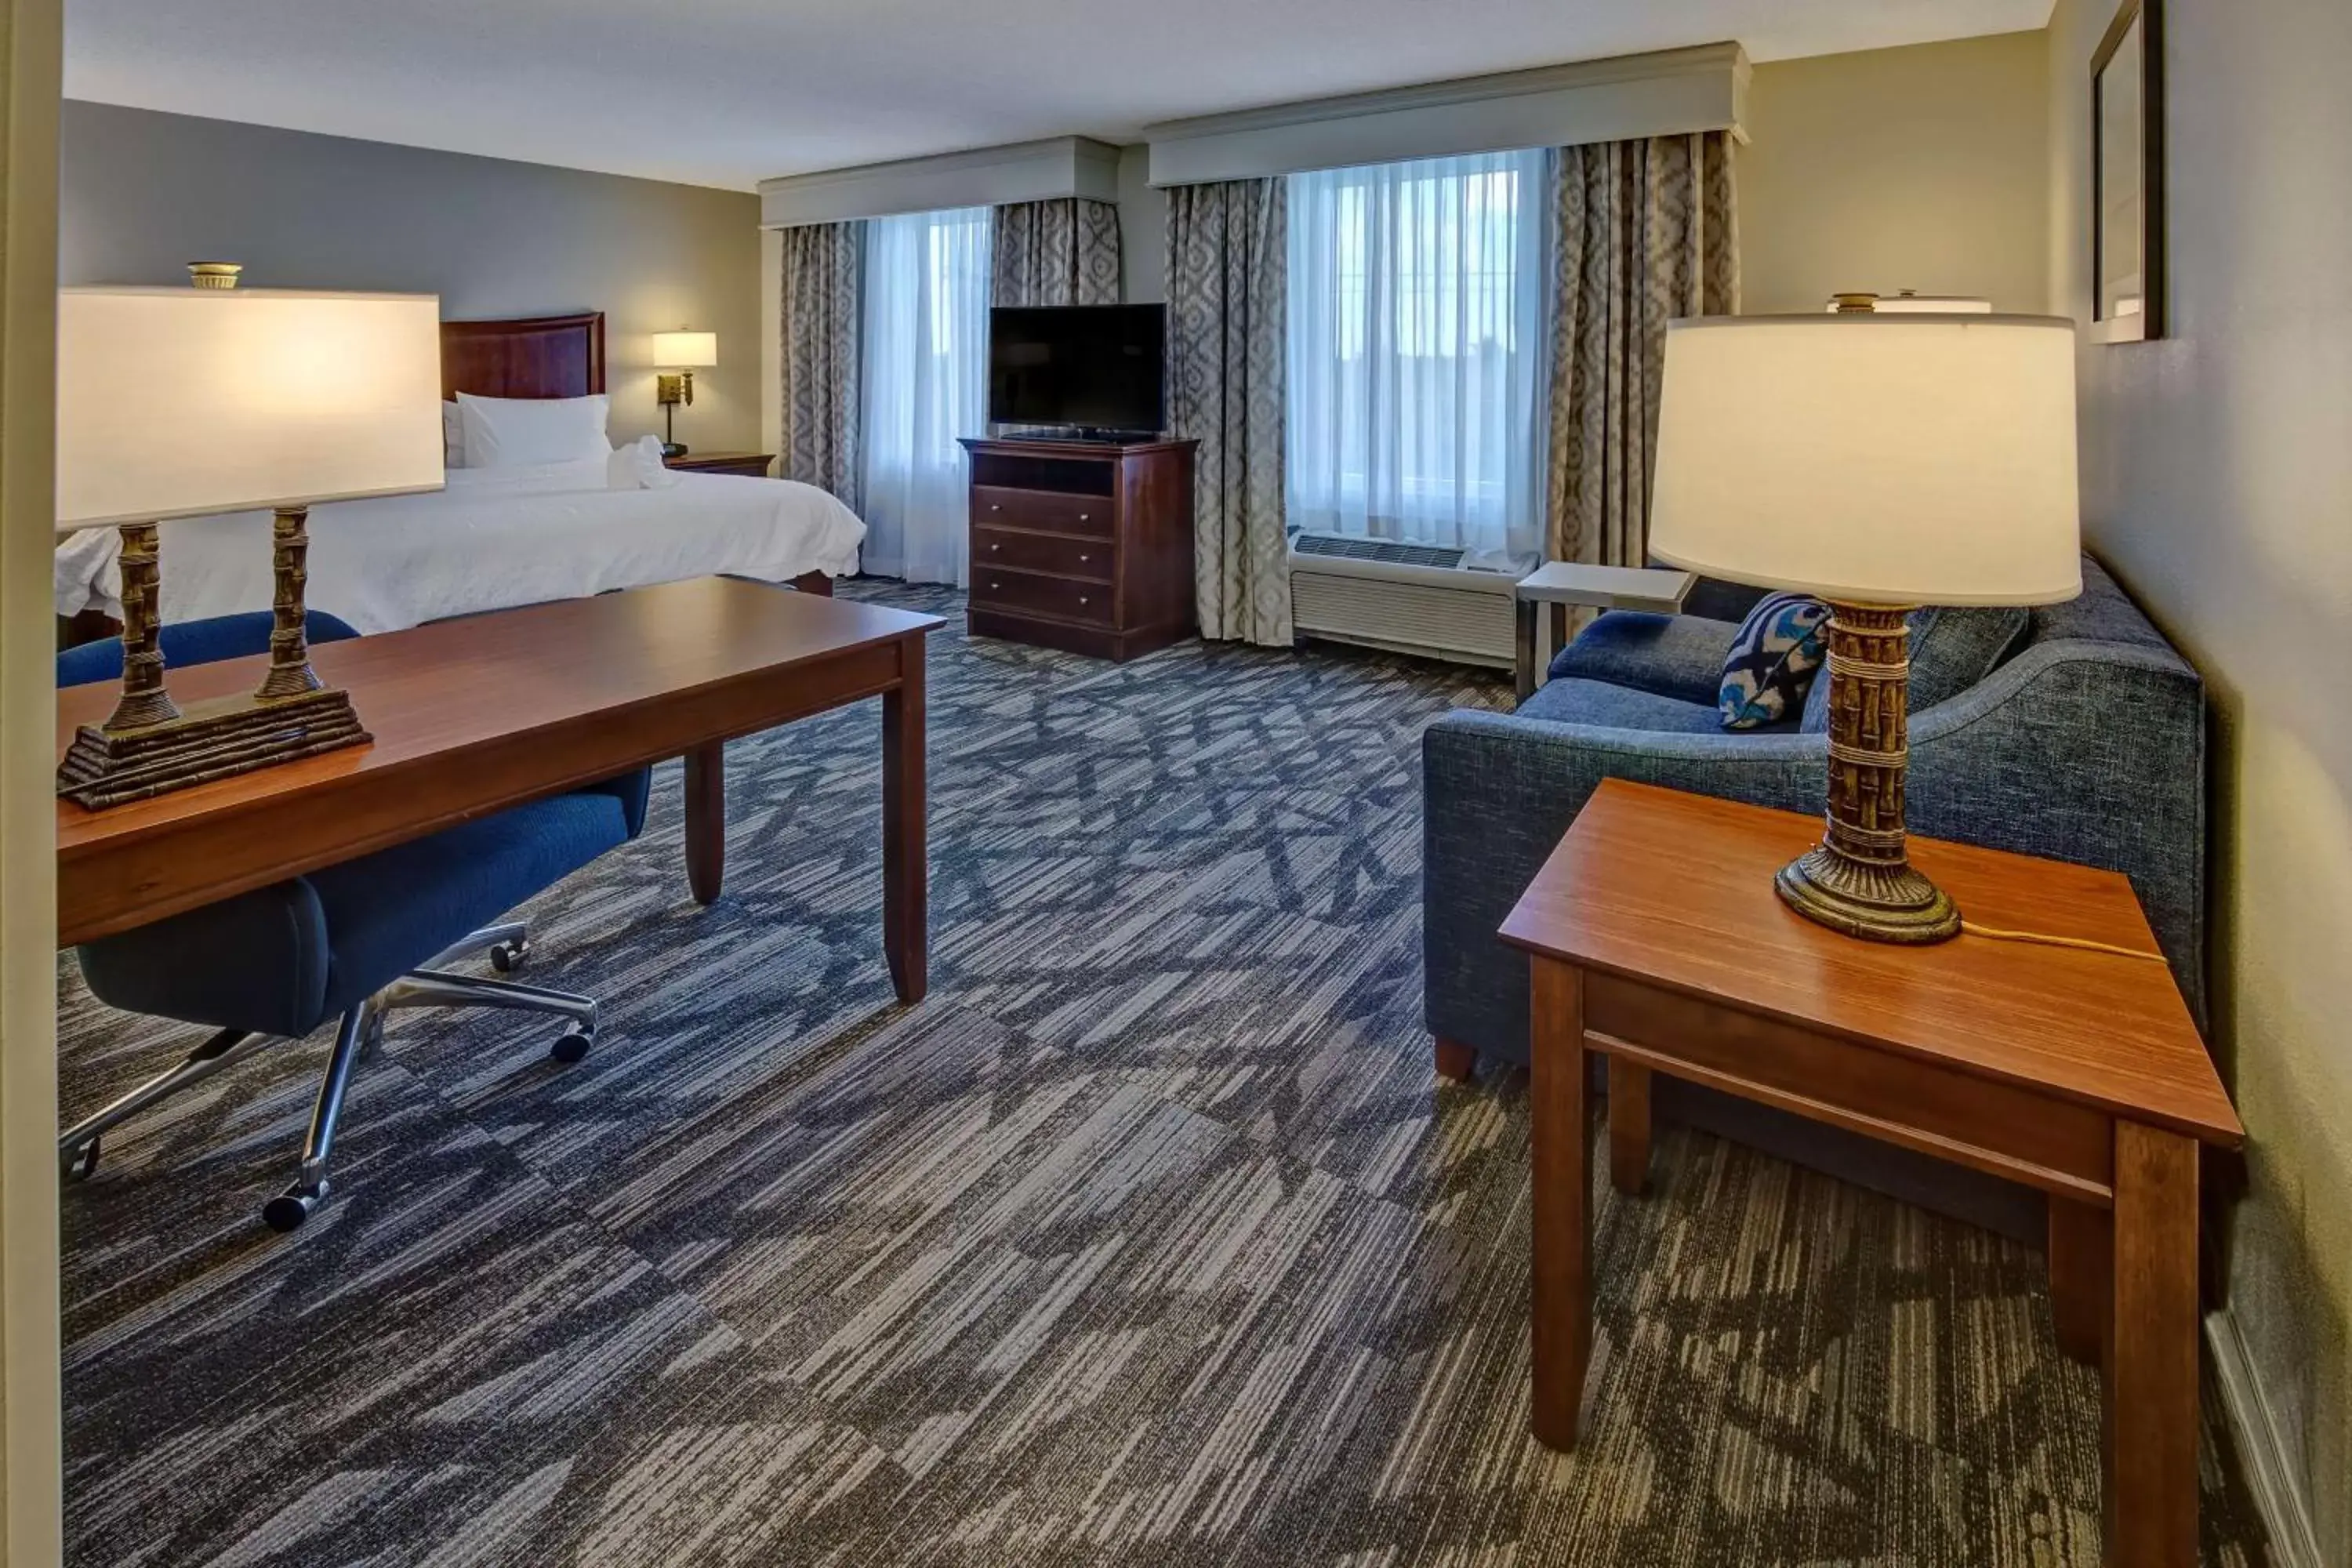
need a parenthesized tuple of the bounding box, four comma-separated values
(1515, 598, 1537, 701)
(1607, 1058, 1651, 1196)
(1531, 957, 1591, 1450)
(2049, 1196, 2112, 1368)
(2104, 1121, 2198, 1568)
(684, 742, 724, 906)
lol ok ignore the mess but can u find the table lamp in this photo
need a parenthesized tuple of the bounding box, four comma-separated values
(1647, 313, 2082, 942)
(652, 328, 717, 458)
(55, 274, 443, 809)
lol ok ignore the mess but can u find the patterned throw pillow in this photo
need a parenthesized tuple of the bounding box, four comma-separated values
(1719, 592, 1830, 730)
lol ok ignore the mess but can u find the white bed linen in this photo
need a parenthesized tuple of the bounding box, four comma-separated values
(55, 460, 866, 633)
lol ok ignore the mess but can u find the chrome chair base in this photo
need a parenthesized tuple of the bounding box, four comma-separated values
(63, 920, 599, 1232)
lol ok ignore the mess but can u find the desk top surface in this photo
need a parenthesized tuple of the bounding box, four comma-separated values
(58, 577, 940, 858)
(1501, 779, 2241, 1145)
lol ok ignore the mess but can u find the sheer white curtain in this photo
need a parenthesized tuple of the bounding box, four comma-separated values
(860, 205, 992, 585)
(1285, 150, 1548, 561)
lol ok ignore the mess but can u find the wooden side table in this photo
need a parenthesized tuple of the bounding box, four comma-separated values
(1500, 780, 2242, 1568)
(664, 450, 776, 478)
(1512, 562, 1695, 699)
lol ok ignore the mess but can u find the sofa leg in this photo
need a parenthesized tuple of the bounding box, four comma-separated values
(1434, 1036, 1476, 1082)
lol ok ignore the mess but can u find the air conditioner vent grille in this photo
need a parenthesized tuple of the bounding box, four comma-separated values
(1290, 534, 1466, 571)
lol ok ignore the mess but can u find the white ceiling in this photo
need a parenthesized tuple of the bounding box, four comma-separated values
(65, 0, 2052, 192)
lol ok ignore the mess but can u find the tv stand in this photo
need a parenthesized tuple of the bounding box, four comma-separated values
(959, 435, 1198, 661)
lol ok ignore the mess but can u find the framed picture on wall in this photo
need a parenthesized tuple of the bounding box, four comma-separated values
(2091, 0, 2165, 342)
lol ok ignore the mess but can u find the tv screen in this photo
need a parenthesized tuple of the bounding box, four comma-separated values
(988, 304, 1166, 434)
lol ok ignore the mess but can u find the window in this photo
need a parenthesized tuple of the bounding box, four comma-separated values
(860, 205, 992, 585)
(1286, 150, 1547, 561)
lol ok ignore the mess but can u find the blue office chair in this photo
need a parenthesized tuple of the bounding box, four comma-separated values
(60, 611, 651, 1232)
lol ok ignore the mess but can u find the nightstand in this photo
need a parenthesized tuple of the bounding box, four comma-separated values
(663, 452, 775, 478)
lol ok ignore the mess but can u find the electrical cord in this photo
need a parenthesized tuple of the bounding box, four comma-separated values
(1958, 920, 2166, 961)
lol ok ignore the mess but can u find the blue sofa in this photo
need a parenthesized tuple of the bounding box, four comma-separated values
(1421, 555, 2205, 1232)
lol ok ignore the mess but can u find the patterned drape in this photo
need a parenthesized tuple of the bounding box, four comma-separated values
(1547, 132, 1738, 567)
(1165, 180, 1290, 647)
(990, 198, 1122, 307)
(778, 220, 865, 510)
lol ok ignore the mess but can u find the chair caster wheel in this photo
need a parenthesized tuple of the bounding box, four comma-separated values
(263, 1184, 325, 1232)
(62, 1137, 100, 1182)
(550, 1029, 593, 1065)
(489, 938, 531, 973)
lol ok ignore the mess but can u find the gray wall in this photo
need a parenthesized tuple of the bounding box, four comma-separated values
(1114, 144, 1167, 304)
(2047, 0, 2350, 1557)
(61, 101, 764, 452)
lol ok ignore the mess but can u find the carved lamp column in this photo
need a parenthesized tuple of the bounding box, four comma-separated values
(1646, 312, 2085, 944)
(54, 275, 445, 809)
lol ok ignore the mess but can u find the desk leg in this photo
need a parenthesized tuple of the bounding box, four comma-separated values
(684, 742, 724, 906)
(2049, 1196, 2112, 1368)
(1530, 956, 1591, 1450)
(1515, 597, 1537, 701)
(1607, 1058, 1651, 1196)
(2104, 1121, 2198, 1568)
(882, 644, 927, 1004)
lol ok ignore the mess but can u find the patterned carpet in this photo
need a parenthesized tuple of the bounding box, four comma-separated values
(58, 581, 2271, 1566)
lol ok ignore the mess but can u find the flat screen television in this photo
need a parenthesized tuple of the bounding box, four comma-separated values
(988, 303, 1166, 437)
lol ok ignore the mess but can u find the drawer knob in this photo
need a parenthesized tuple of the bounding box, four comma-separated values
(1077, 512, 1090, 521)
(1079, 554, 1090, 563)
(1079, 596, 1090, 606)
(990, 543, 1000, 552)
(989, 503, 1000, 512)
(990, 581, 1000, 590)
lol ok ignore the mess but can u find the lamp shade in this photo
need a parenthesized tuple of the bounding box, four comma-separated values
(1648, 314, 2082, 607)
(56, 287, 444, 530)
(652, 330, 717, 368)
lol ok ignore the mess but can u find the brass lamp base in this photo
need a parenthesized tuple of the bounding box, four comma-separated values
(1779, 599, 1962, 946)
(58, 685, 368, 809)
(1776, 843, 1959, 943)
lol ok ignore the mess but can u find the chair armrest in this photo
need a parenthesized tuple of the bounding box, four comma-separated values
(579, 768, 654, 840)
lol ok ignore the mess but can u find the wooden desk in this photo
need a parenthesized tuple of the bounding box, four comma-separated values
(57, 578, 943, 1002)
(1499, 780, 2242, 1568)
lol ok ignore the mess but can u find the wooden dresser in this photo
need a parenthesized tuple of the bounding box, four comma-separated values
(958, 437, 1198, 661)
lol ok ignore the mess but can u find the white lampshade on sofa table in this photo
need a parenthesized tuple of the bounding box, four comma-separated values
(1646, 312, 2082, 942)
(54, 282, 443, 808)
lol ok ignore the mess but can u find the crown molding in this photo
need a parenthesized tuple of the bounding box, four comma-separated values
(760, 136, 1122, 229)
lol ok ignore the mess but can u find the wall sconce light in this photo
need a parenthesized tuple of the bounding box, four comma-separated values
(652, 328, 718, 457)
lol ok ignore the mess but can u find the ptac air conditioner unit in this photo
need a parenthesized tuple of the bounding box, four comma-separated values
(1287, 532, 1528, 669)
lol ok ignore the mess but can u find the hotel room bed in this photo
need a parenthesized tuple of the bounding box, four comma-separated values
(54, 459, 865, 632)
(54, 308, 862, 633)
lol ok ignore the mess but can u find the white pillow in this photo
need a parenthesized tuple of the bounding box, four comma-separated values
(456, 392, 612, 469)
(441, 401, 465, 470)
(605, 434, 682, 492)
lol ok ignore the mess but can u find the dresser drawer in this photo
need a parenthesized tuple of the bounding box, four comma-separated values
(974, 526, 1113, 582)
(972, 565, 1115, 626)
(971, 485, 1113, 538)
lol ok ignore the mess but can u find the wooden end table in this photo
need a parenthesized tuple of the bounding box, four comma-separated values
(1513, 562, 1695, 699)
(1499, 779, 2242, 1568)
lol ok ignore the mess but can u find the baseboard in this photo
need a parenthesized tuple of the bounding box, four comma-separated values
(2205, 1307, 2326, 1568)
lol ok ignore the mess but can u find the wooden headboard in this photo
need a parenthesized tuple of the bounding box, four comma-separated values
(440, 310, 606, 400)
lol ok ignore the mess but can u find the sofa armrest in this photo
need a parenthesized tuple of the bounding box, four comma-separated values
(1421, 712, 1827, 1064)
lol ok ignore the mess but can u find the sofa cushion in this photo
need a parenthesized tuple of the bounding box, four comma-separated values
(1719, 592, 1829, 729)
(1519, 675, 1797, 735)
(1802, 603, 2032, 732)
(1545, 610, 1740, 706)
